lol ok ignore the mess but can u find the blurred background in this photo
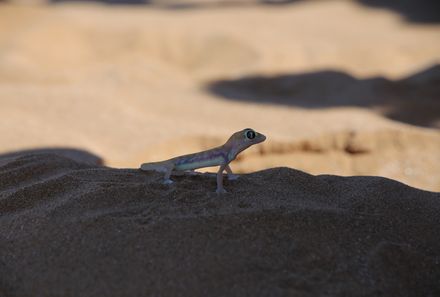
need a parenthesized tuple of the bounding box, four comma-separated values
(0, 0, 439, 191)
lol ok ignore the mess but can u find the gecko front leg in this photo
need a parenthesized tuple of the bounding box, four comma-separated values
(216, 163, 227, 194)
(225, 164, 239, 180)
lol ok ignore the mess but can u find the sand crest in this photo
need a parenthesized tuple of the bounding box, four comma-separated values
(0, 153, 439, 296)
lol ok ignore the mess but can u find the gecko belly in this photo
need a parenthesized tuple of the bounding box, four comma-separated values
(174, 156, 225, 171)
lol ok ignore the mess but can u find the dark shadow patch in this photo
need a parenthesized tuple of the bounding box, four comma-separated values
(206, 64, 440, 128)
(49, 0, 300, 9)
(358, 0, 440, 23)
(163, 0, 299, 10)
(47, 0, 440, 22)
(50, 0, 152, 4)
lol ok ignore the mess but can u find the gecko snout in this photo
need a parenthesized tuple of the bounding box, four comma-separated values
(254, 133, 266, 144)
(259, 133, 266, 142)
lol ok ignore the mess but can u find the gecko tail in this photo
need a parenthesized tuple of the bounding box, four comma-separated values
(140, 161, 170, 173)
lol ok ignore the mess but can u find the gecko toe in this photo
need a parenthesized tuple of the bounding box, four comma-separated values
(228, 174, 239, 181)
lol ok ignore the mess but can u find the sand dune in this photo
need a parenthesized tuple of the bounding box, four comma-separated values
(0, 152, 439, 296)
(0, 1, 439, 192)
(1, 1, 439, 295)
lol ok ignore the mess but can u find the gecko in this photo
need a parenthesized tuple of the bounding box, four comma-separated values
(140, 128, 266, 193)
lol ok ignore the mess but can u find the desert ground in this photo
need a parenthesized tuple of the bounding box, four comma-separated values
(0, 0, 439, 191)
(1, 1, 440, 296)
(1, 154, 439, 297)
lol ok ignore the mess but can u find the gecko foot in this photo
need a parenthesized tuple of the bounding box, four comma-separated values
(228, 174, 239, 181)
(163, 179, 174, 185)
(216, 188, 227, 194)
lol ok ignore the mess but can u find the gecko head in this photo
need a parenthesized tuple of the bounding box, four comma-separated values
(226, 128, 266, 155)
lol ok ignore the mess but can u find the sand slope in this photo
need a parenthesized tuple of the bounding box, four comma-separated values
(1, 153, 439, 296)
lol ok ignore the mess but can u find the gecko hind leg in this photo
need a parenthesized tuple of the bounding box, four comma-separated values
(163, 165, 174, 185)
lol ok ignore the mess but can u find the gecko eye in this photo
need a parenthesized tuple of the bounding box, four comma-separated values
(245, 130, 256, 140)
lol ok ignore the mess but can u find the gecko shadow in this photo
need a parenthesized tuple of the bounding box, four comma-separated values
(206, 64, 440, 128)
(0, 148, 104, 166)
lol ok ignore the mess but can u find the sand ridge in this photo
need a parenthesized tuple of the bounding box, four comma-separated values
(0, 152, 439, 296)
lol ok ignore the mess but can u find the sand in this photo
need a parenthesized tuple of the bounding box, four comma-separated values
(0, 152, 439, 296)
(0, 2, 440, 294)
(0, 0, 439, 191)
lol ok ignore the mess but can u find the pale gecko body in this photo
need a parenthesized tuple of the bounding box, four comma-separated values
(140, 128, 266, 193)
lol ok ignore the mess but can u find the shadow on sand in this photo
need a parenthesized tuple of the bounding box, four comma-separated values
(48, 0, 440, 22)
(206, 64, 440, 128)
(49, 0, 298, 7)
(0, 148, 103, 166)
(358, 0, 440, 23)
(50, 0, 152, 3)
